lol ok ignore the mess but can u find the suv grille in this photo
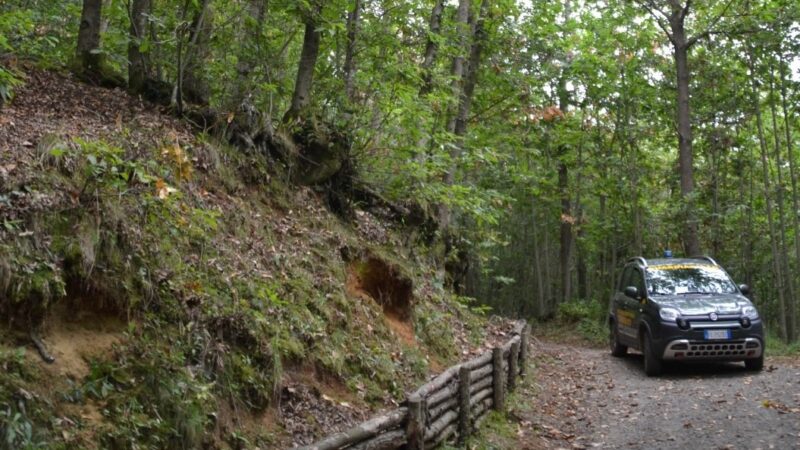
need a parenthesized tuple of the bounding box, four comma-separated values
(687, 340, 746, 357)
(662, 338, 762, 360)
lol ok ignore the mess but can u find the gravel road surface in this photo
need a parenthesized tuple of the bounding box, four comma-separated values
(510, 340, 800, 450)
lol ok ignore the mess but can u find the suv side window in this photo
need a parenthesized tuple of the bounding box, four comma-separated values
(633, 268, 646, 298)
(619, 267, 633, 291)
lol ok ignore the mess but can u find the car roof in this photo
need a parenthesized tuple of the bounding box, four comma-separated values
(647, 258, 715, 266)
(627, 257, 719, 268)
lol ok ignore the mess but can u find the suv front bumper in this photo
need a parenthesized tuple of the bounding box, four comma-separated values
(652, 319, 764, 361)
(661, 337, 763, 360)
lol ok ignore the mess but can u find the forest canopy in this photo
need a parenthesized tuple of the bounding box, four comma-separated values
(2, 0, 800, 344)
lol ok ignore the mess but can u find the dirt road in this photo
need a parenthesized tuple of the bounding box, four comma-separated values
(504, 340, 800, 450)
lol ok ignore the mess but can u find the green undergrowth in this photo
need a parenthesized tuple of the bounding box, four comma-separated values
(0, 131, 485, 448)
(546, 298, 607, 346)
(765, 329, 800, 356)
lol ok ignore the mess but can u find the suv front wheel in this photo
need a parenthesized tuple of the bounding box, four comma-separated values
(609, 321, 627, 357)
(642, 332, 663, 376)
(745, 353, 764, 371)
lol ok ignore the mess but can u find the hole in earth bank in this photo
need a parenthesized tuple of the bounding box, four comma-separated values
(345, 256, 414, 343)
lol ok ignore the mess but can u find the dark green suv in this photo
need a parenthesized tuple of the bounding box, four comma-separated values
(608, 256, 764, 376)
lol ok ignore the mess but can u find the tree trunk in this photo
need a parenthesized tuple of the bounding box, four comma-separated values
(343, 0, 362, 102)
(183, 0, 213, 105)
(128, 0, 151, 93)
(284, 3, 323, 122)
(437, 0, 470, 231)
(558, 160, 572, 303)
(419, 0, 446, 97)
(453, 0, 489, 138)
(531, 201, 546, 317)
(748, 48, 788, 342)
(779, 52, 800, 342)
(669, 8, 700, 256)
(76, 0, 103, 77)
(768, 64, 796, 341)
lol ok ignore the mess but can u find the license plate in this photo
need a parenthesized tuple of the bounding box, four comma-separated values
(704, 329, 731, 340)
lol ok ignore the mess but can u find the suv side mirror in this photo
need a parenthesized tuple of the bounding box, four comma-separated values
(739, 284, 751, 296)
(624, 286, 639, 299)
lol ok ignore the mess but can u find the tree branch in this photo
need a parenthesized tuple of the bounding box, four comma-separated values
(634, 0, 675, 44)
(687, 0, 734, 48)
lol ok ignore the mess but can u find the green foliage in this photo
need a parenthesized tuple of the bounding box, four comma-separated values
(0, 348, 49, 450)
(765, 329, 800, 357)
(0, 66, 22, 105)
(0, 2, 79, 67)
(556, 299, 607, 345)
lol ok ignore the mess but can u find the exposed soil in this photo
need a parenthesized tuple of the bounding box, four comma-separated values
(504, 339, 800, 450)
(346, 257, 416, 346)
(30, 303, 125, 380)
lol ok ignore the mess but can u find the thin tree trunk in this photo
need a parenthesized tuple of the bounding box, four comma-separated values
(437, 0, 470, 231)
(454, 0, 489, 137)
(768, 63, 796, 341)
(749, 48, 788, 342)
(779, 52, 800, 342)
(76, 0, 103, 76)
(669, 5, 700, 256)
(284, 3, 323, 121)
(419, 0, 446, 97)
(128, 0, 151, 93)
(343, 0, 362, 102)
(183, 0, 213, 105)
(531, 202, 546, 317)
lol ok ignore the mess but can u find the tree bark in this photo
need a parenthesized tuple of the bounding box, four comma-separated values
(284, 3, 323, 122)
(748, 48, 788, 342)
(76, 0, 103, 76)
(419, 0, 446, 97)
(453, 0, 489, 137)
(768, 64, 796, 341)
(343, 0, 362, 102)
(779, 52, 800, 341)
(437, 0, 470, 231)
(183, 0, 213, 105)
(128, 0, 151, 93)
(669, 7, 700, 256)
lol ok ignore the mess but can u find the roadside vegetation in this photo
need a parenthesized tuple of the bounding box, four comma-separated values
(2, 0, 800, 448)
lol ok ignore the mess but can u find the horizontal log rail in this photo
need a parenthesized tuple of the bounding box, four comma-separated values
(298, 320, 530, 450)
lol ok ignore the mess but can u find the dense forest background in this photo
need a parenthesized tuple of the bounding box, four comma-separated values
(2, 0, 800, 348)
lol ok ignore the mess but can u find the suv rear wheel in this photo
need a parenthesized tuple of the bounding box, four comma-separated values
(609, 321, 627, 357)
(642, 332, 663, 376)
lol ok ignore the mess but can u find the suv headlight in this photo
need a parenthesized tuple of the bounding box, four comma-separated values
(742, 306, 759, 319)
(659, 307, 680, 321)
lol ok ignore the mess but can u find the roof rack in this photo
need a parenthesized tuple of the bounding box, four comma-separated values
(691, 255, 719, 266)
(627, 257, 648, 267)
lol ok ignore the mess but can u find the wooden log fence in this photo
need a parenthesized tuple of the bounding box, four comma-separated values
(298, 320, 530, 450)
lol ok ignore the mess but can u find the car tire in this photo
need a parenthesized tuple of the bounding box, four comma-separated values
(642, 332, 663, 376)
(745, 354, 764, 371)
(610, 322, 627, 357)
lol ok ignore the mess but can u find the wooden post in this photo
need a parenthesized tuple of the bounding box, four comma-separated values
(492, 347, 505, 411)
(519, 324, 529, 378)
(508, 341, 520, 392)
(457, 365, 471, 445)
(406, 393, 425, 450)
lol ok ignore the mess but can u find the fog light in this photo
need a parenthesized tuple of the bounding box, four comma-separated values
(741, 317, 751, 328)
(746, 341, 759, 348)
(677, 318, 690, 329)
(672, 343, 688, 350)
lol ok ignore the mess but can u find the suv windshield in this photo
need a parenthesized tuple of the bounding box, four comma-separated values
(646, 263, 737, 295)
